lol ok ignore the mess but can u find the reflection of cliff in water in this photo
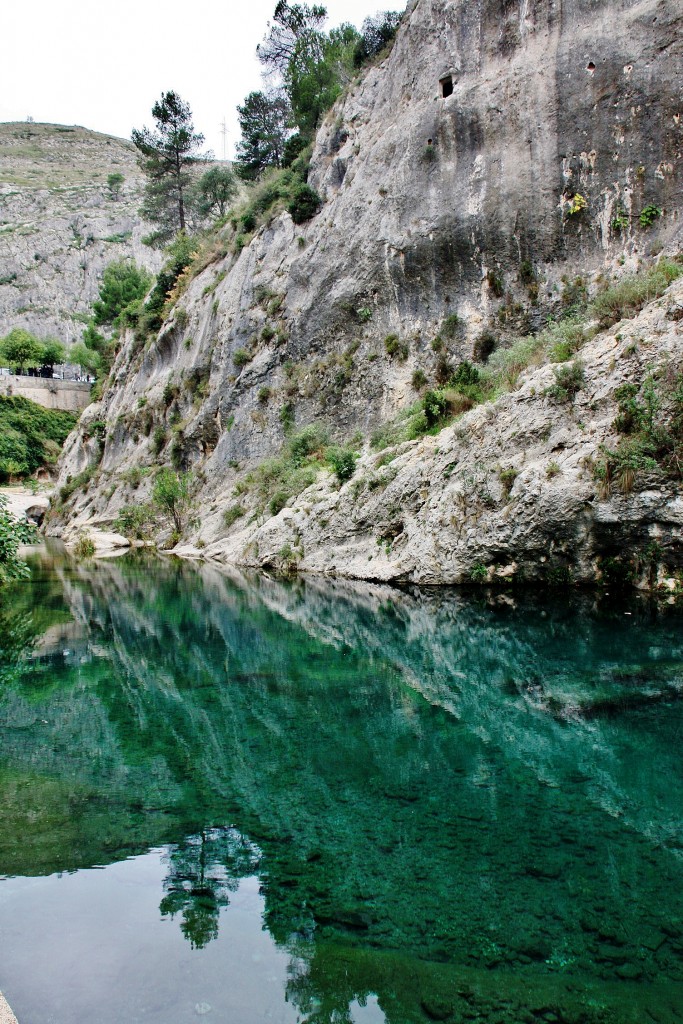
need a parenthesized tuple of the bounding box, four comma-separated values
(1, 552, 683, 1021)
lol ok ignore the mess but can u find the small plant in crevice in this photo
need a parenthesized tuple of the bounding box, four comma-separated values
(567, 193, 587, 216)
(497, 466, 518, 499)
(72, 533, 96, 559)
(611, 207, 629, 234)
(412, 369, 428, 390)
(384, 334, 408, 360)
(486, 270, 504, 298)
(233, 348, 252, 369)
(440, 313, 461, 339)
(470, 563, 488, 583)
(279, 402, 295, 433)
(639, 204, 662, 229)
(547, 360, 585, 403)
(473, 332, 497, 364)
(224, 504, 246, 527)
(150, 425, 165, 457)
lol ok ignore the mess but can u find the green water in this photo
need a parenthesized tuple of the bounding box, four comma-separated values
(1, 548, 683, 1024)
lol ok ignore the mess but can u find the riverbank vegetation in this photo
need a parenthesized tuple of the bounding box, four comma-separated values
(0, 396, 77, 481)
(0, 495, 36, 587)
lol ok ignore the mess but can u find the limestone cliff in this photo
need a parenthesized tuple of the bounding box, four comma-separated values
(52, 0, 683, 586)
(0, 122, 159, 343)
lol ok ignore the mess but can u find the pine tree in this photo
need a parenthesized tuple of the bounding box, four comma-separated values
(132, 91, 205, 247)
(235, 92, 290, 180)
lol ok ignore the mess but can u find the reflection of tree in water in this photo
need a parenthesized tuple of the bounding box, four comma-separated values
(286, 948, 382, 1024)
(0, 606, 38, 685)
(159, 827, 261, 949)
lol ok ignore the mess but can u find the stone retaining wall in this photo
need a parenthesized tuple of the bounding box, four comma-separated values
(0, 374, 91, 412)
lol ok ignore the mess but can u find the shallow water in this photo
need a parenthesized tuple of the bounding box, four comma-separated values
(1, 548, 682, 1023)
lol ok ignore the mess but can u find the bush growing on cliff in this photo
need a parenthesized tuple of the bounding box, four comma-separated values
(327, 445, 357, 482)
(288, 182, 321, 223)
(593, 370, 683, 496)
(589, 259, 682, 328)
(153, 469, 195, 535)
(547, 360, 585, 403)
(93, 261, 152, 327)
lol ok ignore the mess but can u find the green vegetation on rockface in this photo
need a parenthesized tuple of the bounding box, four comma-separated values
(371, 257, 683, 451)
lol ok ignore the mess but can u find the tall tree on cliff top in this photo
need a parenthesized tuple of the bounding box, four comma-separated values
(132, 91, 205, 247)
(235, 91, 290, 180)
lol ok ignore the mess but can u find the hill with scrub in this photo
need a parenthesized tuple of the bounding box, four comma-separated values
(0, 121, 160, 345)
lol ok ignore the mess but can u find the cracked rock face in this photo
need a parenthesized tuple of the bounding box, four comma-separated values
(51, 0, 683, 585)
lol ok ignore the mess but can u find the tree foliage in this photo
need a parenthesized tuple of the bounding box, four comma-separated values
(353, 11, 403, 66)
(0, 495, 33, 587)
(257, 2, 328, 78)
(0, 329, 43, 374)
(195, 166, 238, 218)
(92, 260, 152, 326)
(0, 329, 65, 375)
(152, 469, 194, 535)
(238, 4, 403, 175)
(235, 91, 291, 180)
(106, 172, 124, 199)
(132, 91, 206, 247)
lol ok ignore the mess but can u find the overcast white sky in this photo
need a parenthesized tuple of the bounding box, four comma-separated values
(2, 0, 403, 159)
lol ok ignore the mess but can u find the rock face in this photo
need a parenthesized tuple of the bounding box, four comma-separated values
(0, 122, 160, 343)
(52, 0, 683, 585)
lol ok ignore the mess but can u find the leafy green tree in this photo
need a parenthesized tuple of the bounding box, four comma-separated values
(152, 469, 194, 535)
(69, 341, 102, 375)
(257, 1, 328, 77)
(37, 338, 66, 374)
(235, 91, 290, 180)
(132, 91, 206, 247)
(92, 260, 152, 326)
(256, 3, 359, 140)
(353, 11, 402, 66)
(0, 328, 42, 374)
(194, 165, 238, 218)
(106, 172, 125, 199)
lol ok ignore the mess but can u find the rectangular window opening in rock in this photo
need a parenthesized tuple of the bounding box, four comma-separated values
(440, 75, 454, 98)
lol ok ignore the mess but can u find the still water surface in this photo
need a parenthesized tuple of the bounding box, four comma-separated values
(1, 548, 682, 1023)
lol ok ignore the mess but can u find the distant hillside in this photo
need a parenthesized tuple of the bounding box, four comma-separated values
(0, 122, 140, 189)
(0, 122, 160, 344)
